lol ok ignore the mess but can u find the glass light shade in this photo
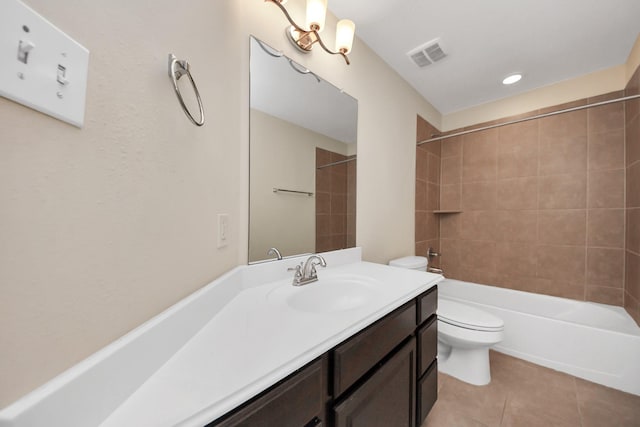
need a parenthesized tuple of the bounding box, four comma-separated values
(306, 0, 327, 32)
(335, 19, 355, 54)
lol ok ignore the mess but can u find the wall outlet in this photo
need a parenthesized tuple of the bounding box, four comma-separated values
(217, 214, 229, 248)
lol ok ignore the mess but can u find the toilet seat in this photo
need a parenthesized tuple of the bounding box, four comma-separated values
(438, 299, 504, 332)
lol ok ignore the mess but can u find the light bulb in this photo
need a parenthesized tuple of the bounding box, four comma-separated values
(306, 0, 327, 32)
(335, 19, 355, 54)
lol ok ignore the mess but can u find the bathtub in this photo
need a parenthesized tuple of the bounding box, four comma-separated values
(438, 279, 640, 396)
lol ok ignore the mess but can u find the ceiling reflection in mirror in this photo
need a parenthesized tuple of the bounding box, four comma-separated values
(249, 36, 358, 263)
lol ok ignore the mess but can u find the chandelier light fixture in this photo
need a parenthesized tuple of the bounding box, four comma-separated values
(266, 0, 356, 65)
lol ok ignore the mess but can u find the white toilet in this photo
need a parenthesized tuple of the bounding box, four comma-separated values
(389, 256, 504, 386)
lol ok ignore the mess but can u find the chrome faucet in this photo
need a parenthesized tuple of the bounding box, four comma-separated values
(288, 255, 327, 286)
(267, 247, 283, 260)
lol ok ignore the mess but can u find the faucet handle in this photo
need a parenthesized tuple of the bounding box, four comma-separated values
(287, 263, 303, 283)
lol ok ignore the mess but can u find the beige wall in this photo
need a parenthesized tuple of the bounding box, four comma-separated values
(0, 0, 441, 407)
(249, 109, 349, 262)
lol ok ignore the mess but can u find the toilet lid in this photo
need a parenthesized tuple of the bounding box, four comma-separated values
(437, 299, 504, 332)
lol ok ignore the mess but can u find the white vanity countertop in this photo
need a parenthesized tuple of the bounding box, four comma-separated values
(100, 261, 441, 427)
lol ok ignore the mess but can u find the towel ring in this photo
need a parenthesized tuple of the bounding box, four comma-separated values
(168, 54, 205, 126)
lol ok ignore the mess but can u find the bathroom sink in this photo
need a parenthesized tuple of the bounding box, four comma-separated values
(269, 275, 382, 313)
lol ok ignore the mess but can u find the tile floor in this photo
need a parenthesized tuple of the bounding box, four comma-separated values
(423, 351, 640, 427)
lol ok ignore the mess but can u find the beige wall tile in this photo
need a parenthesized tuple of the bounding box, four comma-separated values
(441, 136, 462, 158)
(415, 211, 427, 241)
(427, 183, 440, 211)
(439, 238, 461, 278)
(538, 173, 587, 209)
(415, 241, 428, 258)
(441, 156, 462, 185)
(428, 153, 441, 184)
(586, 247, 624, 287)
(539, 135, 587, 175)
(539, 109, 587, 138)
(627, 208, 640, 254)
(415, 179, 427, 211)
(460, 241, 497, 281)
(495, 242, 537, 278)
(426, 213, 439, 240)
(495, 210, 538, 242)
(627, 115, 640, 167)
(588, 169, 625, 208)
(624, 293, 640, 326)
(316, 192, 330, 214)
(588, 129, 625, 171)
(538, 210, 586, 246)
(462, 182, 497, 211)
(440, 214, 461, 239)
(536, 279, 585, 300)
(462, 129, 498, 182)
(330, 194, 347, 215)
(587, 209, 625, 248)
(536, 245, 586, 283)
(497, 177, 538, 210)
(588, 102, 625, 135)
(627, 162, 640, 208)
(627, 251, 640, 300)
(459, 211, 497, 241)
(586, 286, 624, 306)
(416, 147, 428, 181)
(440, 184, 461, 211)
(330, 214, 346, 235)
(498, 120, 539, 179)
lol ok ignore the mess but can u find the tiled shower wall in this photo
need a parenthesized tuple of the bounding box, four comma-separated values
(625, 66, 640, 324)
(415, 117, 441, 264)
(417, 89, 633, 306)
(316, 148, 356, 252)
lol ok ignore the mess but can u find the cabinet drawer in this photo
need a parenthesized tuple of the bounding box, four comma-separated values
(332, 301, 416, 397)
(210, 357, 326, 427)
(334, 338, 416, 427)
(417, 286, 438, 325)
(417, 315, 437, 377)
(417, 360, 438, 426)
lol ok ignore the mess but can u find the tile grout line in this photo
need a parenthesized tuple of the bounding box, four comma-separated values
(573, 376, 586, 427)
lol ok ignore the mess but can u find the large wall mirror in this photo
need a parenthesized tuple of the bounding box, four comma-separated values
(249, 36, 358, 263)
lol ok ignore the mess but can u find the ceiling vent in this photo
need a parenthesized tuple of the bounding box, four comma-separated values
(407, 38, 447, 68)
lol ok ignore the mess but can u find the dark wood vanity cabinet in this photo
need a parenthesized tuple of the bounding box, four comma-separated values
(210, 286, 438, 427)
(333, 337, 416, 427)
(208, 357, 327, 427)
(416, 287, 438, 425)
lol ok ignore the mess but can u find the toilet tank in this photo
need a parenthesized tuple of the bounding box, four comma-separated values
(389, 256, 428, 271)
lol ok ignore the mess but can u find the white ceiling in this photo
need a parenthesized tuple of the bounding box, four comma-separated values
(330, 0, 640, 114)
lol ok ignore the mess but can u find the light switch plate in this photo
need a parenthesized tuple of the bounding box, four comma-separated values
(0, 0, 89, 127)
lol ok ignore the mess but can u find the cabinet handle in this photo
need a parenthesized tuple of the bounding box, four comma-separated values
(304, 416, 322, 427)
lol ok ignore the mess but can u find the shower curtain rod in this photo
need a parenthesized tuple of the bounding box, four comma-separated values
(417, 93, 640, 146)
(316, 156, 357, 169)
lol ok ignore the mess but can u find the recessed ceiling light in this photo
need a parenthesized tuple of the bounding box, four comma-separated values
(502, 74, 522, 85)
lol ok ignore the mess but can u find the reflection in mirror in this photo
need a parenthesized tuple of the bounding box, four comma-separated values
(249, 36, 358, 263)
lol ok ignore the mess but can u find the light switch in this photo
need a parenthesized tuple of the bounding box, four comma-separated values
(0, 0, 89, 127)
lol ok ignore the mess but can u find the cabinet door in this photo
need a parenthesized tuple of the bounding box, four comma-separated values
(333, 338, 416, 427)
(417, 360, 438, 426)
(332, 301, 416, 398)
(210, 357, 326, 427)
